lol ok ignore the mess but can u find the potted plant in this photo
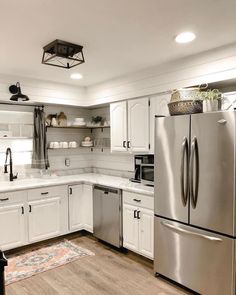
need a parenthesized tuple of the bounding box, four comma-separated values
(200, 89, 222, 112)
(91, 116, 105, 126)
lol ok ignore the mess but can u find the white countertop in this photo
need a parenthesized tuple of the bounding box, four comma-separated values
(0, 173, 154, 196)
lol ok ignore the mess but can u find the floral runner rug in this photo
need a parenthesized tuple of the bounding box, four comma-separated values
(5, 240, 94, 285)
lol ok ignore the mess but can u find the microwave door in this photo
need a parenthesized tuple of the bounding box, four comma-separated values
(141, 164, 154, 185)
(154, 115, 190, 224)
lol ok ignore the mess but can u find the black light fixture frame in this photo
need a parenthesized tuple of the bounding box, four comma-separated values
(42, 39, 85, 69)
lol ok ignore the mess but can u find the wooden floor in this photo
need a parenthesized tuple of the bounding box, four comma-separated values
(6, 233, 191, 295)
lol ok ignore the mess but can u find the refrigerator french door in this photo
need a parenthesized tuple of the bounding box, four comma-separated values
(154, 111, 236, 295)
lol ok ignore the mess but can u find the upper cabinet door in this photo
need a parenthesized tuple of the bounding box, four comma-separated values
(149, 94, 170, 154)
(128, 98, 149, 153)
(190, 112, 235, 236)
(110, 101, 128, 152)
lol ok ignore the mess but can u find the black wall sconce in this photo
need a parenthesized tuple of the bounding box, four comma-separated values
(9, 82, 29, 101)
(42, 39, 85, 69)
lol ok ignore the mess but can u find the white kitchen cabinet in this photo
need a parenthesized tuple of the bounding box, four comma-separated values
(123, 191, 154, 259)
(149, 94, 170, 153)
(0, 190, 28, 251)
(28, 185, 68, 243)
(68, 184, 93, 233)
(0, 203, 26, 250)
(110, 101, 128, 152)
(123, 203, 139, 252)
(128, 98, 149, 152)
(138, 207, 154, 258)
(110, 97, 149, 153)
(69, 184, 84, 232)
(28, 197, 61, 243)
(83, 184, 93, 233)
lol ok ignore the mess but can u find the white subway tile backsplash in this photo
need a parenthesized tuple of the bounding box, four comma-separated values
(0, 105, 135, 179)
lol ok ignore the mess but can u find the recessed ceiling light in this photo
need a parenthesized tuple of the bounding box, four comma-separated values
(70, 73, 83, 80)
(175, 32, 196, 44)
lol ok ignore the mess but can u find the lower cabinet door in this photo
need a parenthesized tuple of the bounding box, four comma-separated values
(69, 185, 84, 232)
(138, 208, 154, 259)
(154, 217, 235, 295)
(0, 203, 26, 250)
(28, 197, 61, 243)
(123, 204, 139, 252)
(83, 185, 93, 233)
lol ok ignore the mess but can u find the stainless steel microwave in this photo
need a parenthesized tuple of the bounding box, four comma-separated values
(131, 154, 154, 186)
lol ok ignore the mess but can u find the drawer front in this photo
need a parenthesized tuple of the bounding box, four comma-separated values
(0, 190, 27, 206)
(123, 191, 154, 210)
(28, 185, 67, 201)
(154, 217, 235, 295)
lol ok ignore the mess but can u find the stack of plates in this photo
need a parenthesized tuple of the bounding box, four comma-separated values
(81, 141, 93, 147)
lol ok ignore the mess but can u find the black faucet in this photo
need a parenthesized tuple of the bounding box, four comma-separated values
(4, 148, 17, 182)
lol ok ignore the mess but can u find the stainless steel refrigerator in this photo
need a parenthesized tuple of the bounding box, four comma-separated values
(154, 111, 236, 295)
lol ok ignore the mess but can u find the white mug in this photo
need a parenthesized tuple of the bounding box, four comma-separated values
(54, 142, 59, 148)
(72, 141, 77, 148)
(63, 142, 68, 148)
(49, 142, 54, 149)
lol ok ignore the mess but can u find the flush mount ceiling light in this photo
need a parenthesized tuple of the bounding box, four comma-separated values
(175, 32, 196, 44)
(70, 73, 83, 80)
(42, 39, 85, 69)
(9, 82, 29, 101)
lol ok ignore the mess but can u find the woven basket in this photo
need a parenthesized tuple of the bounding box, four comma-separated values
(168, 100, 203, 116)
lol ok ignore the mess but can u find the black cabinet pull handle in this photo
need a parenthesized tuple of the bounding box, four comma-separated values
(69, 188, 72, 195)
(123, 141, 126, 148)
(0, 198, 9, 202)
(29, 205, 32, 213)
(137, 210, 141, 219)
(127, 141, 131, 148)
(133, 198, 141, 202)
(134, 210, 137, 218)
(41, 192, 49, 195)
(21, 206, 24, 215)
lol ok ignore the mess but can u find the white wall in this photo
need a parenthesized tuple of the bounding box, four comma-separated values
(0, 74, 86, 106)
(86, 43, 236, 105)
(1, 43, 236, 107)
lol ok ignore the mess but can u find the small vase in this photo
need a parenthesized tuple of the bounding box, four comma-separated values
(203, 100, 219, 112)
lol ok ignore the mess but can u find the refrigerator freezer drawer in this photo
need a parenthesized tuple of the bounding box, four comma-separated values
(154, 217, 235, 295)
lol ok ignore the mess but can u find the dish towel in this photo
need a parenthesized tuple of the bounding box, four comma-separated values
(32, 107, 49, 169)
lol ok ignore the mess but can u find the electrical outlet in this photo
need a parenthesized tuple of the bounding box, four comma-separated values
(65, 158, 70, 167)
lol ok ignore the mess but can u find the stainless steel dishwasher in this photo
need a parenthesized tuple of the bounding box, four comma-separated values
(93, 185, 123, 248)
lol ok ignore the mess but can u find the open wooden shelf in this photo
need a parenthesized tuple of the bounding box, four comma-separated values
(0, 137, 33, 140)
(47, 125, 110, 131)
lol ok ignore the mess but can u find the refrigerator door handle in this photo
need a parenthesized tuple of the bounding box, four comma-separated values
(161, 221, 222, 242)
(190, 136, 199, 209)
(180, 136, 189, 206)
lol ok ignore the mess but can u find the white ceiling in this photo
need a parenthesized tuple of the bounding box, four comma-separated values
(1, 0, 236, 87)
